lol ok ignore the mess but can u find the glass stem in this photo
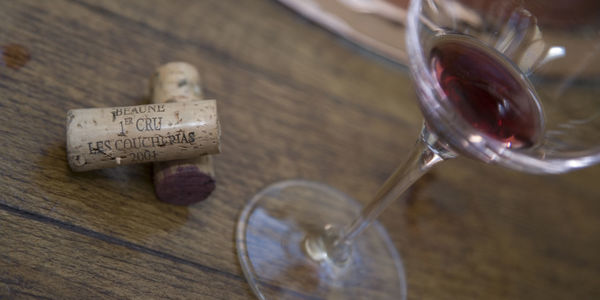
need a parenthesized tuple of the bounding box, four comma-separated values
(306, 126, 455, 266)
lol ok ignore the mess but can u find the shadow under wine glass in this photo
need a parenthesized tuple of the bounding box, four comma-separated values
(237, 0, 600, 299)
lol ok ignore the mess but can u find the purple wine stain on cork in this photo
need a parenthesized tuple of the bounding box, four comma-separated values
(154, 165, 216, 205)
(2, 44, 30, 70)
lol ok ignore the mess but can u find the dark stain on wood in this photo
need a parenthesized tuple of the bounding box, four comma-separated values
(2, 44, 30, 70)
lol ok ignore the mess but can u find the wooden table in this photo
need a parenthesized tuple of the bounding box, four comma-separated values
(1, 1, 599, 299)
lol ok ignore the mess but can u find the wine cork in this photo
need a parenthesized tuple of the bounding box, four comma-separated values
(66, 100, 220, 172)
(151, 62, 217, 205)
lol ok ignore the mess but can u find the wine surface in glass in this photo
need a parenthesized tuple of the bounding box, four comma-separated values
(429, 34, 543, 149)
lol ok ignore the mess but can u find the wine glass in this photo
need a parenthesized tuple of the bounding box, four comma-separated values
(236, 0, 600, 299)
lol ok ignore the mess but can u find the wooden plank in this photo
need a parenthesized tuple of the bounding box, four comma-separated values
(72, 0, 421, 124)
(0, 208, 252, 299)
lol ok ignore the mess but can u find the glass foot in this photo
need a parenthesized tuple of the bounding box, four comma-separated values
(236, 180, 407, 299)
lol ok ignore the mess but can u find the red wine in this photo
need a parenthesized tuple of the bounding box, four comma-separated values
(429, 34, 543, 149)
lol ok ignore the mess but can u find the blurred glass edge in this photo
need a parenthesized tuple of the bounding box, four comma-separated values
(277, 0, 409, 66)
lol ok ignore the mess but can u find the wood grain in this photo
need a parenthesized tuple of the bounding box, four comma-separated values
(0, 208, 251, 299)
(0, 0, 599, 299)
